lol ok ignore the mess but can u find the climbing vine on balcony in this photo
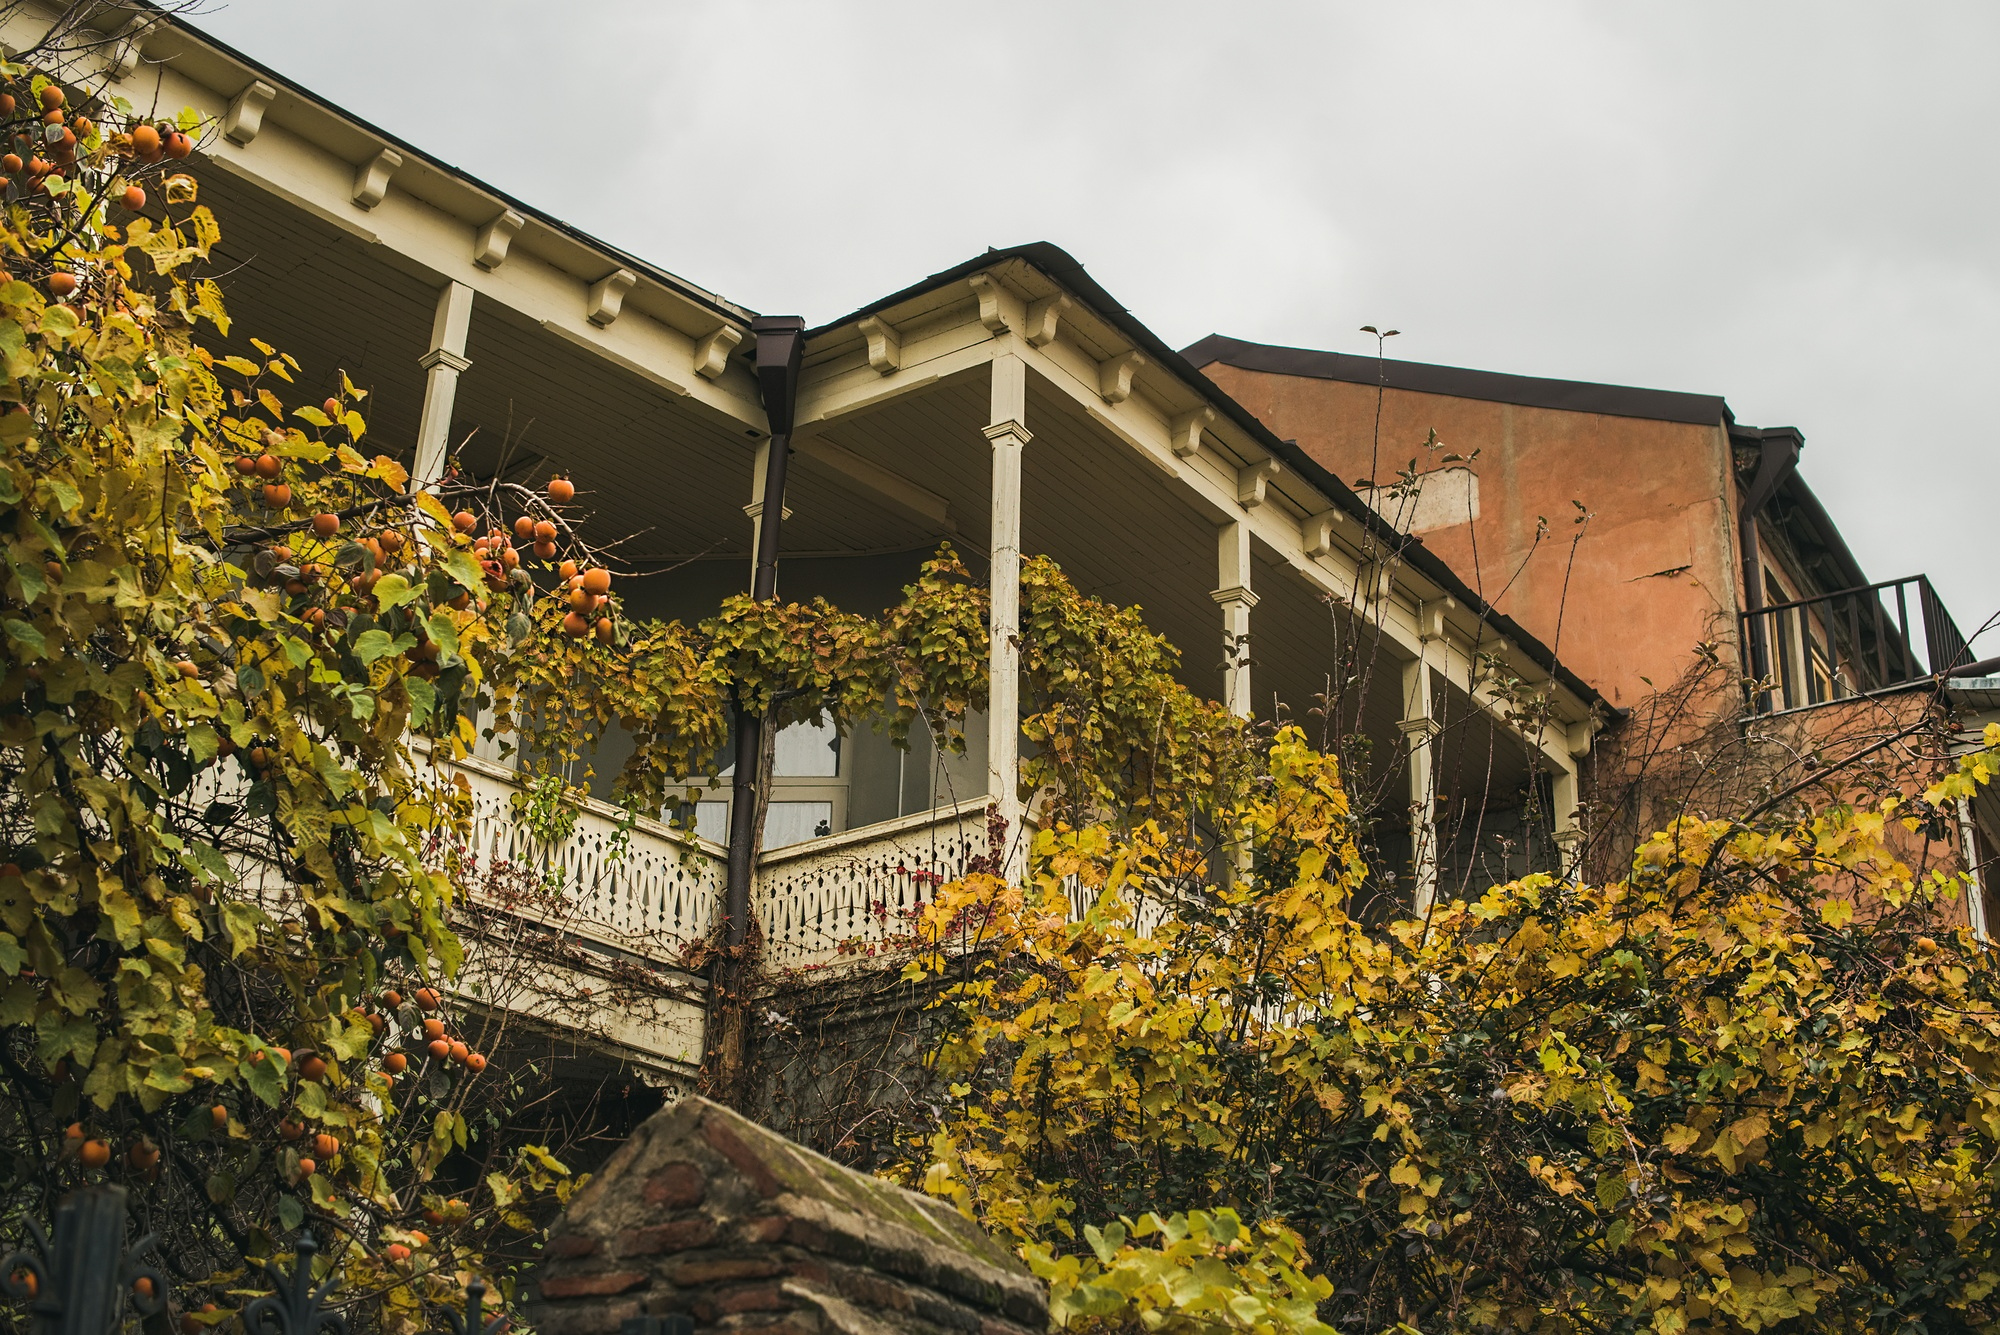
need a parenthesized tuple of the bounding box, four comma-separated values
(491, 542, 1255, 839)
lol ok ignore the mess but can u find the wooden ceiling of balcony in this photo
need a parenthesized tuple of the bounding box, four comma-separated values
(188, 170, 1538, 786)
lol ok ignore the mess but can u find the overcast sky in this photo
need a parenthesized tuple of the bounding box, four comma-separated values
(192, 2, 2000, 646)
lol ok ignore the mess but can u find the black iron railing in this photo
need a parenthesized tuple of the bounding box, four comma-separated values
(0, 1188, 623, 1335)
(1741, 574, 1969, 716)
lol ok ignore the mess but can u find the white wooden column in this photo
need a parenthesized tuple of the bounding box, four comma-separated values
(984, 354, 1030, 878)
(1213, 521, 1258, 719)
(411, 282, 474, 490)
(1400, 657, 1441, 916)
(1550, 762, 1582, 873)
(1960, 797, 1990, 943)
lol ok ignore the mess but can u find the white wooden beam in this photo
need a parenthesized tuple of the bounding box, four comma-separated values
(1401, 660, 1441, 917)
(1214, 520, 1257, 719)
(794, 436, 954, 531)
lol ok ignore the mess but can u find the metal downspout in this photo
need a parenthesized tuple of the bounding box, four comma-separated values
(711, 315, 803, 1103)
(1735, 428, 1801, 702)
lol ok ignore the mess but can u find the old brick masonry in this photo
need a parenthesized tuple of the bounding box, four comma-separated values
(525, 1097, 1047, 1335)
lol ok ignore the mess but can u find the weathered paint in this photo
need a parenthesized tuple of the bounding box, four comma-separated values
(1203, 364, 1743, 709)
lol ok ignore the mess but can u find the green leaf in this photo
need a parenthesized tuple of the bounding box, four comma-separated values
(239, 1051, 284, 1107)
(427, 611, 460, 664)
(353, 630, 415, 664)
(4, 617, 45, 657)
(143, 1053, 193, 1094)
(220, 899, 265, 956)
(100, 887, 142, 948)
(443, 550, 486, 595)
(276, 1195, 304, 1231)
(405, 675, 436, 726)
(35, 1010, 97, 1066)
(8, 554, 46, 602)
(0, 931, 22, 975)
(185, 841, 234, 886)
(372, 573, 420, 611)
(0, 979, 29, 1026)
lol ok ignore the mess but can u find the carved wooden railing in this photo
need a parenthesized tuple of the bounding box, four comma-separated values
(753, 798, 990, 972)
(446, 755, 727, 959)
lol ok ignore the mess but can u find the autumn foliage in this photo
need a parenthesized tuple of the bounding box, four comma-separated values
(0, 56, 596, 1333)
(903, 728, 2000, 1333)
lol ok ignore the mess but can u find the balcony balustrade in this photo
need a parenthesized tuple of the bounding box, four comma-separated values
(1741, 574, 1970, 716)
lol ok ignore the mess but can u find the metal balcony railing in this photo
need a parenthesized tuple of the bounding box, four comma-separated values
(1741, 574, 1970, 715)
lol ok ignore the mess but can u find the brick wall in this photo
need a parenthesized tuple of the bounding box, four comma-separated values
(525, 1096, 1046, 1335)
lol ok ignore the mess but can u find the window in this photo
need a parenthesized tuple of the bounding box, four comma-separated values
(773, 716, 839, 776)
(1764, 569, 1799, 709)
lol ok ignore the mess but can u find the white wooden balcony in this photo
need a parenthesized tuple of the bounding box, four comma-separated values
(754, 797, 989, 972)
(449, 756, 987, 983)
(449, 754, 728, 956)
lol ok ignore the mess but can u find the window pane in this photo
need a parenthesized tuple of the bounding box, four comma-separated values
(693, 800, 729, 845)
(765, 801, 833, 849)
(773, 717, 839, 777)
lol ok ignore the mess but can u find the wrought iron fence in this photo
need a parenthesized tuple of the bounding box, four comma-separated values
(0, 1190, 676, 1335)
(1740, 574, 1969, 716)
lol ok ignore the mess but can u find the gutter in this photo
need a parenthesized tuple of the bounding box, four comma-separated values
(810, 242, 1618, 722)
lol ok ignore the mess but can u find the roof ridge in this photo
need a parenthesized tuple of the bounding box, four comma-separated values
(1184, 333, 1730, 427)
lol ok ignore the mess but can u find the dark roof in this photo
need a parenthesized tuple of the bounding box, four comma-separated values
(1184, 333, 1731, 427)
(812, 244, 1614, 718)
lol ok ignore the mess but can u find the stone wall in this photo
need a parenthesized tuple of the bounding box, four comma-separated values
(525, 1096, 1045, 1335)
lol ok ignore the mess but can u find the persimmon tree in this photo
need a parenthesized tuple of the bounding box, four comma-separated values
(902, 727, 2000, 1334)
(0, 53, 644, 1334)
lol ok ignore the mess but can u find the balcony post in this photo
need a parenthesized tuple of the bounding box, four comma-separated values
(411, 281, 474, 490)
(1213, 520, 1257, 719)
(1551, 761, 1582, 874)
(985, 353, 1031, 880)
(1399, 657, 1441, 917)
